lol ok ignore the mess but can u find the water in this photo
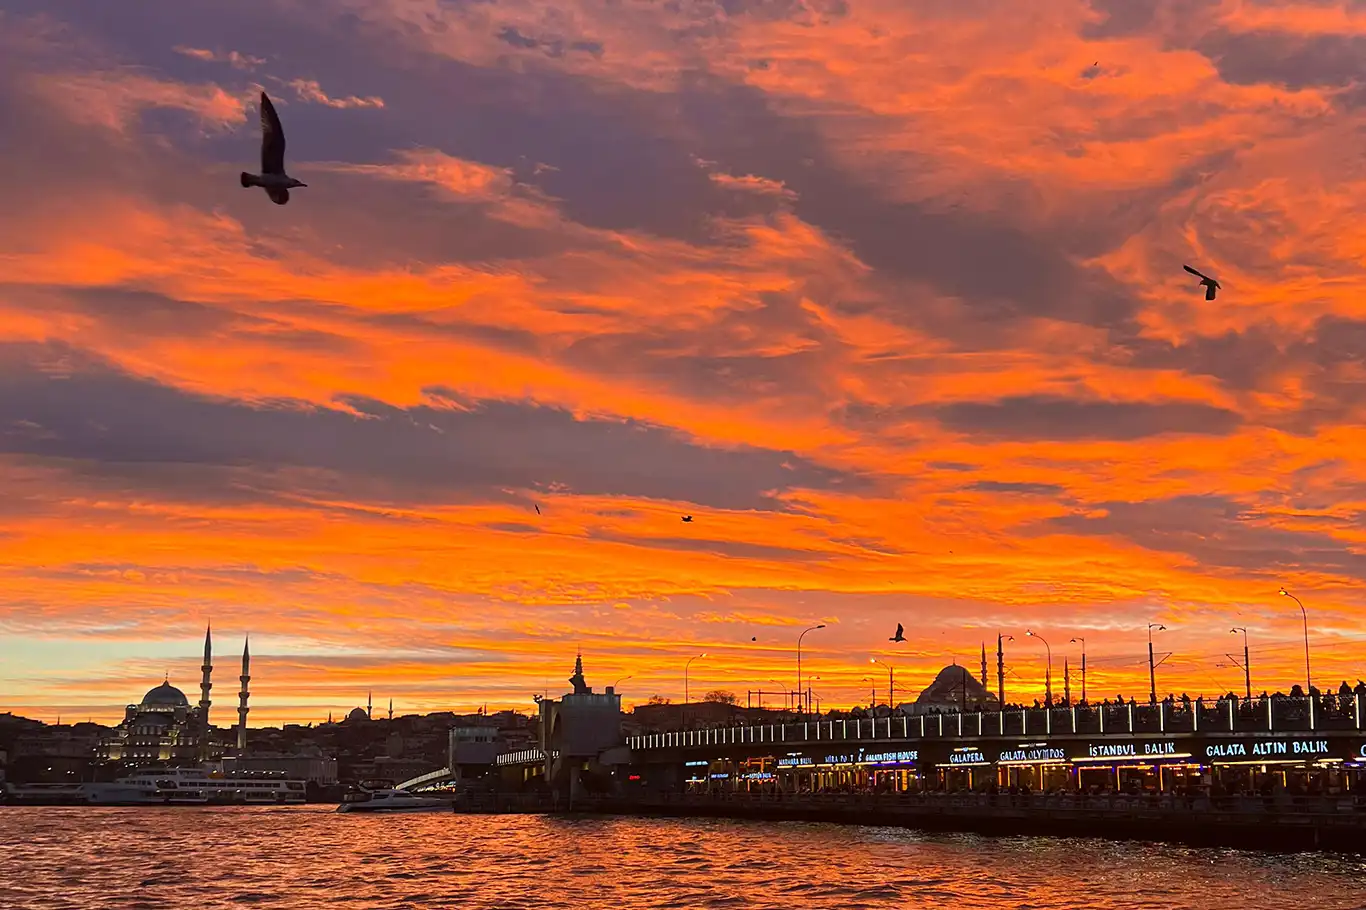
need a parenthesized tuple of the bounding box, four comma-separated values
(3, 807, 1366, 909)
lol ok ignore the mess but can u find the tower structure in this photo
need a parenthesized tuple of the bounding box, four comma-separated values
(198, 624, 213, 761)
(979, 643, 987, 689)
(367, 690, 373, 720)
(388, 698, 393, 721)
(236, 637, 250, 752)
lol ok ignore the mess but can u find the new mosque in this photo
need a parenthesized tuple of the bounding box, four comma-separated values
(100, 626, 252, 764)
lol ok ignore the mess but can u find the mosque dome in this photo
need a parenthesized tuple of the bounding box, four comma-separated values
(347, 707, 369, 722)
(909, 665, 999, 714)
(142, 681, 190, 707)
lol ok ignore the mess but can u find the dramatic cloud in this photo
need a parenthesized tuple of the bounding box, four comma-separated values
(3, 0, 1366, 723)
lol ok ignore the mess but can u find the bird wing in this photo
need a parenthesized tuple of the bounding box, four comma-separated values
(896, 623, 904, 636)
(1183, 264, 1212, 282)
(267, 187, 290, 205)
(1205, 284, 1217, 301)
(260, 92, 286, 175)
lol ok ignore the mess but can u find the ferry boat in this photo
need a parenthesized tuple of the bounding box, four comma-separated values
(336, 788, 451, 813)
(3, 768, 307, 806)
(115, 767, 307, 805)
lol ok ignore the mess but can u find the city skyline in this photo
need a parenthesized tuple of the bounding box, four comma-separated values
(6, 1, 1366, 723)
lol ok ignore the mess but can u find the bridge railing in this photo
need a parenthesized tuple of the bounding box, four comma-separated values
(628, 694, 1364, 751)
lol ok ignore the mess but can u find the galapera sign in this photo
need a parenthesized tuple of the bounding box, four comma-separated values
(1205, 738, 1331, 759)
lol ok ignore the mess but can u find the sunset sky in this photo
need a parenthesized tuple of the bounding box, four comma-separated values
(4, 0, 1366, 726)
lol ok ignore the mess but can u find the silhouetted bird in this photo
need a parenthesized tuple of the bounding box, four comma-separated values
(1183, 264, 1220, 301)
(534, 504, 541, 515)
(682, 515, 693, 523)
(890, 623, 905, 642)
(751, 636, 757, 642)
(241, 92, 306, 205)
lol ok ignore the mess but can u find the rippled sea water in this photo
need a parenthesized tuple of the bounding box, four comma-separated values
(3, 806, 1366, 909)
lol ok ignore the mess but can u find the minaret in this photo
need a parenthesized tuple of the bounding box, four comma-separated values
(236, 637, 250, 752)
(388, 698, 393, 721)
(367, 690, 373, 720)
(198, 624, 213, 761)
(979, 642, 987, 689)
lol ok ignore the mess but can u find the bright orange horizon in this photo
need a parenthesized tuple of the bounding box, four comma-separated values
(3, 0, 1366, 727)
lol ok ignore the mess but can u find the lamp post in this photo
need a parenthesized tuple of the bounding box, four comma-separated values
(1229, 628, 1251, 700)
(768, 679, 792, 711)
(684, 653, 706, 704)
(806, 675, 821, 715)
(796, 624, 826, 716)
(1025, 630, 1052, 705)
(1278, 588, 1312, 693)
(1147, 623, 1165, 704)
(870, 658, 894, 707)
(612, 675, 633, 690)
(862, 676, 877, 707)
(1069, 637, 1086, 704)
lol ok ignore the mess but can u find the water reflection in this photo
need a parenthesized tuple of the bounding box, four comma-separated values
(2, 807, 1364, 909)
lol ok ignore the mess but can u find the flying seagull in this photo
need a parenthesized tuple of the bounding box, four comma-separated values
(681, 515, 693, 523)
(241, 92, 306, 205)
(889, 623, 905, 642)
(534, 503, 541, 515)
(1183, 264, 1220, 301)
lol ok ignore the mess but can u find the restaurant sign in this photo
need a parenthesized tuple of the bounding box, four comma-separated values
(1083, 740, 1181, 759)
(946, 746, 989, 766)
(998, 745, 1068, 764)
(776, 754, 815, 767)
(1204, 738, 1331, 760)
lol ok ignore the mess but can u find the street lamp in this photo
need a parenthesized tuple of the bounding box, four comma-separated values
(1069, 637, 1086, 704)
(1147, 624, 1166, 704)
(1278, 588, 1312, 693)
(1229, 628, 1251, 700)
(768, 679, 792, 711)
(796, 624, 826, 716)
(806, 675, 821, 713)
(1025, 630, 1052, 705)
(684, 653, 707, 704)
(612, 675, 633, 690)
(861, 676, 877, 707)
(869, 658, 894, 707)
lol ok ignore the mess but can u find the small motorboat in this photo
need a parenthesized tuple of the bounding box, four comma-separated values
(335, 788, 451, 813)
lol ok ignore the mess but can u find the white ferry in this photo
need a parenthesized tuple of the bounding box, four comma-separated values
(114, 767, 307, 805)
(336, 788, 450, 813)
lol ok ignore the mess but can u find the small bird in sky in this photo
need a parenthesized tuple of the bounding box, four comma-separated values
(751, 636, 758, 642)
(241, 92, 306, 205)
(1183, 264, 1221, 301)
(890, 623, 905, 642)
(534, 504, 541, 515)
(682, 515, 693, 523)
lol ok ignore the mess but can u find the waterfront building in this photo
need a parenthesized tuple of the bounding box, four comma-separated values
(623, 693, 1366, 800)
(212, 751, 339, 785)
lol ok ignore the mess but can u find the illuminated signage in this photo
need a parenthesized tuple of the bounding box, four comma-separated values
(684, 760, 708, 767)
(1359, 743, 1366, 758)
(709, 773, 730, 779)
(862, 750, 919, 765)
(776, 755, 814, 767)
(1086, 741, 1178, 759)
(948, 747, 987, 766)
(742, 772, 774, 780)
(824, 753, 859, 765)
(1205, 739, 1330, 759)
(999, 746, 1068, 764)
